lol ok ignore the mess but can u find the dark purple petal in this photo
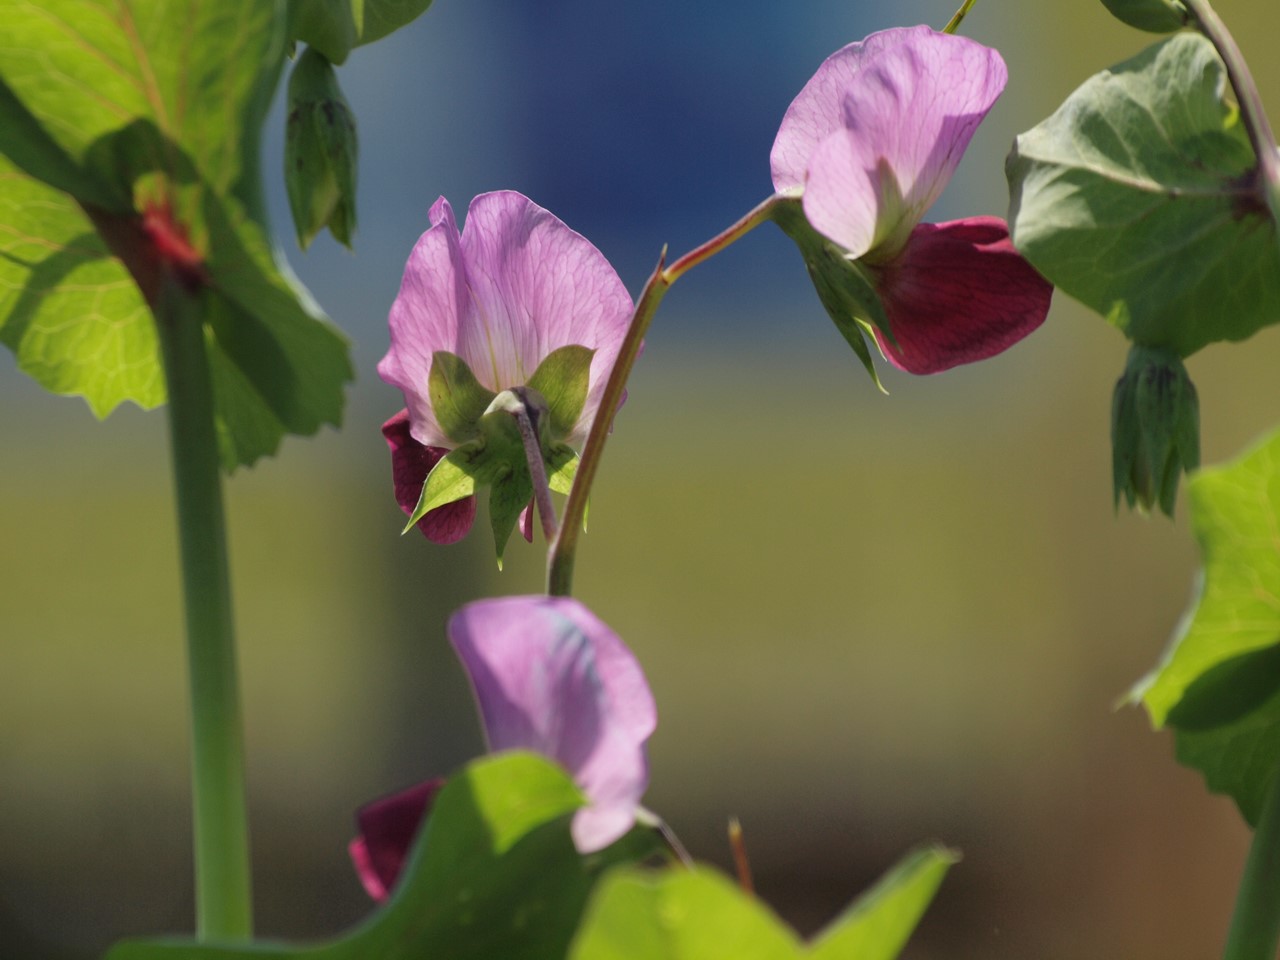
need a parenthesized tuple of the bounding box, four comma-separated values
(868, 216, 1053, 374)
(349, 778, 446, 902)
(381, 410, 476, 544)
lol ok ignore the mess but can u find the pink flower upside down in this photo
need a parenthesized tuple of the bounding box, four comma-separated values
(377, 191, 632, 542)
(349, 596, 656, 901)
(771, 25, 1052, 374)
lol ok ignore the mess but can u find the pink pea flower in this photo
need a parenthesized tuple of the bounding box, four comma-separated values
(377, 191, 632, 542)
(771, 25, 1051, 374)
(349, 596, 656, 901)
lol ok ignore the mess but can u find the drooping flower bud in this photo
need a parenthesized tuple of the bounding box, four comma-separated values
(1111, 344, 1200, 516)
(285, 47, 357, 249)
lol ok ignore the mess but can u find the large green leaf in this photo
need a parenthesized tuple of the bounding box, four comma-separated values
(0, 0, 352, 468)
(568, 846, 955, 960)
(1130, 428, 1280, 822)
(1007, 32, 1280, 357)
(107, 752, 662, 960)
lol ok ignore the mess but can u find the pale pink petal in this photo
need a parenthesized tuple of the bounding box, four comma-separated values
(770, 26, 918, 192)
(448, 596, 654, 853)
(349, 778, 445, 902)
(868, 217, 1052, 374)
(791, 28, 1006, 259)
(377, 198, 470, 448)
(382, 410, 476, 544)
(456, 192, 633, 445)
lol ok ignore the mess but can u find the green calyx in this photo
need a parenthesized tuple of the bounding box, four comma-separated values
(771, 198, 890, 392)
(1111, 344, 1200, 517)
(285, 47, 358, 250)
(410, 350, 589, 562)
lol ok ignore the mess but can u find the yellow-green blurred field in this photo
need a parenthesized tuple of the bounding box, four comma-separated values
(3, 2, 1280, 958)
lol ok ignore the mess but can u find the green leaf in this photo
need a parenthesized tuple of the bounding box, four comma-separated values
(289, 0, 435, 65)
(0, 1, 354, 468)
(405, 441, 492, 530)
(1100, 0, 1189, 33)
(528, 345, 595, 441)
(285, 47, 358, 250)
(1007, 33, 1280, 358)
(1130, 428, 1280, 822)
(569, 846, 953, 960)
(429, 351, 499, 444)
(809, 846, 958, 960)
(0, 156, 161, 416)
(107, 752, 656, 960)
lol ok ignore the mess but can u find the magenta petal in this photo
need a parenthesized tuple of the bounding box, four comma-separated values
(448, 596, 655, 853)
(869, 217, 1053, 374)
(349, 778, 446, 901)
(381, 410, 476, 544)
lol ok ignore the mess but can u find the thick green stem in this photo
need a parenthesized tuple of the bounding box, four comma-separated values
(1224, 771, 1280, 960)
(1183, 0, 1280, 231)
(156, 276, 253, 941)
(546, 196, 781, 596)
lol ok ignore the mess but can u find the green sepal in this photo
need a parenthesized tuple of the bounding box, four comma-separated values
(547, 444, 580, 496)
(429, 351, 499, 444)
(528, 345, 595, 441)
(490, 466, 535, 568)
(285, 46, 358, 250)
(288, 0, 436, 65)
(1100, 0, 1188, 32)
(772, 198, 890, 392)
(1007, 33, 1280, 358)
(403, 440, 500, 531)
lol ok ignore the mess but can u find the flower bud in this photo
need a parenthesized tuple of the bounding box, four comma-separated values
(285, 47, 357, 249)
(1111, 344, 1200, 517)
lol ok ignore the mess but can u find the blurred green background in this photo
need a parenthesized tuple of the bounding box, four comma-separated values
(3, 2, 1279, 958)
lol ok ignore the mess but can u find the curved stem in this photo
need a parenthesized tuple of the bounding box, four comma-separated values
(1183, 0, 1280, 228)
(1224, 770, 1280, 960)
(942, 0, 979, 34)
(156, 276, 253, 941)
(546, 195, 782, 596)
(510, 394, 559, 541)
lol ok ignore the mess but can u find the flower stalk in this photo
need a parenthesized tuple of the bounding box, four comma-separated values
(1183, 0, 1280, 231)
(943, 0, 980, 34)
(508, 388, 559, 541)
(546, 196, 782, 596)
(155, 275, 253, 941)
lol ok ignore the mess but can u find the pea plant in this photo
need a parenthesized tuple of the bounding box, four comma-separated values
(1, 0, 1278, 957)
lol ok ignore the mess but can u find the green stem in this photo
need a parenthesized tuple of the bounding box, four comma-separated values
(155, 275, 253, 941)
(546, 195, 782, 596)
(1183, 0, 1280, 230)
(943, 0, 979, 34)
(1224, 771, 1280, 960)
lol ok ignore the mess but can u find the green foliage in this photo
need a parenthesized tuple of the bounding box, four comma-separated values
(771, 199, 889, 392)
(528, 345, 595, 441)
(569, 845, 956, 960)
(1007, 32, 1280, 358)
(0, 0, 352, 469)
(288, 0, 435, 65)
(107, 752, 663, 960)
(285, 48, 358, 249)
(1131, 428, 1280, 823)
(1100, 0, 1189, 33)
